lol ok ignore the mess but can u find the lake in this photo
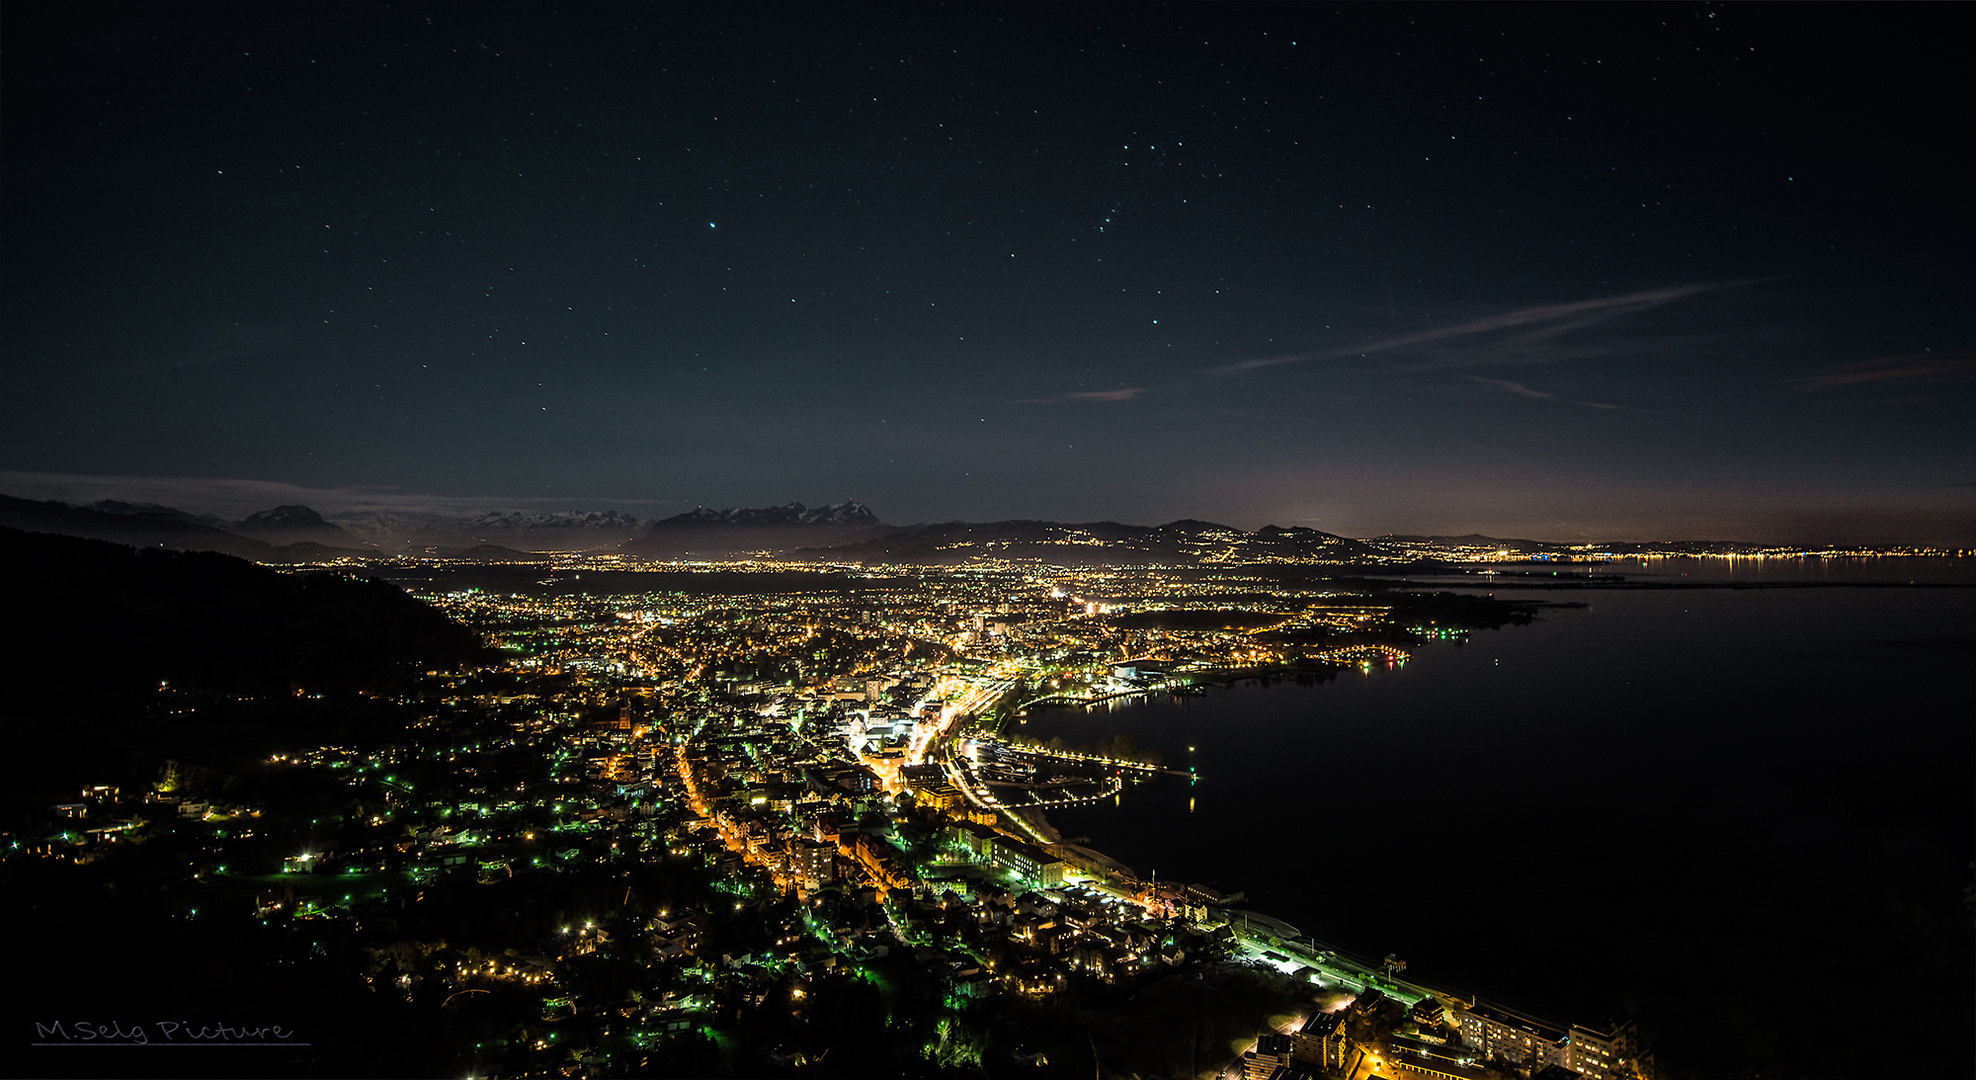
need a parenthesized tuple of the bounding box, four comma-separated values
(1019, 565, 1973, 1078)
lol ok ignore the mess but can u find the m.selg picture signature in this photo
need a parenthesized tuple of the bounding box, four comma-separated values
(33, 1020, 307, 1046)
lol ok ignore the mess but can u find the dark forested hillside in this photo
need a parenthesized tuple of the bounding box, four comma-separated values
(2, 526, 490, 717)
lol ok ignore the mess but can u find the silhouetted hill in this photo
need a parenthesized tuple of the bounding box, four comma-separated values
(0, 526, 492, 719)
(0, 493, 280, 560)
(653, 500, 879, 528)
(623, 500, 890, 558)
(233, 503, 359, 546)
(0, 494, 382, 561)
(87, 498, 231, 529)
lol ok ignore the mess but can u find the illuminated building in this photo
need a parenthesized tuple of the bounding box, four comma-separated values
(787, 836, 837, 890)
(1241, 1033, 1296, 1080)
(1453, 1002, 1647, 1078)
(1294, 1010, 1353, 1073)
(1457, 1000, 1568, 1071)
(989, 836, 1066, 888)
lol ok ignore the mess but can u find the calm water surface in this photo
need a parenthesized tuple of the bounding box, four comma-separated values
(1021, 575, 1973, 1078)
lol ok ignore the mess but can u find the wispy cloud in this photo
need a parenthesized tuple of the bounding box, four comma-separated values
(1014, 387, 1148, 404)
(1787, 350, 1975, 391)
(1461, 375, 1624, 411)
(1212, 281, 1747, 375)
(1215, 352, 1315, 375)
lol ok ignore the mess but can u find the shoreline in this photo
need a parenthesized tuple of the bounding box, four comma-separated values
(1005, 805, 1140, 882)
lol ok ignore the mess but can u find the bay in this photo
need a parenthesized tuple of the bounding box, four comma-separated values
(1017, 576, 1974, 1078)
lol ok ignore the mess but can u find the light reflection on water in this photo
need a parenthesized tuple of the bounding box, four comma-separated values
(1018, 580, 1973, 1076)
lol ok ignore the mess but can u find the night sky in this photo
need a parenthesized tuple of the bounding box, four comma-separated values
(4, 3, 1970, 542)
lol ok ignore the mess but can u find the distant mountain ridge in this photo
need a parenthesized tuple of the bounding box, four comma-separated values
(1, 494, 287, 560)
(12, 490, 1832, 564)
(233, 504, 359, 546)
(0, 492, 895, 560)
(793, 517, 1377, 566)
(0, 492, 1517, 565)
(656, 500, 879, 528)
(622, 500, 886, 558)
(86, 499, 232, 529)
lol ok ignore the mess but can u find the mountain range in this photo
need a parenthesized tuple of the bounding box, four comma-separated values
(794, 518, 1376, 566)
(3, 491, 1833, 565)
(0, 494, 898, 560)
(0, 493, 1393, 565)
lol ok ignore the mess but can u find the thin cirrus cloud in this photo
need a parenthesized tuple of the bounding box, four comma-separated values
(1460, 375, 1624, 411)
(1787, 351, 1974, 391)
(1212, 281, 1746, 375)
(1013, 388, 1149, 404)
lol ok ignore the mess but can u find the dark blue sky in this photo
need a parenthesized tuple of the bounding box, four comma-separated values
(4, 2, 1970, 541)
